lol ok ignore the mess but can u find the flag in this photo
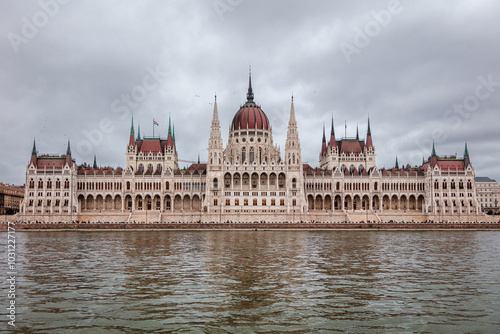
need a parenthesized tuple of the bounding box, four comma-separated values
(153, 120, 159, 126)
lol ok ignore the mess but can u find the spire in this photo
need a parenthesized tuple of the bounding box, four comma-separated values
(321, 123, 327, 155)
(329, 117, 336, 148)
(246, 66, 254, 102)
(31, 138, 37, 156)
(66, 140, 71, 156)
(137, 122, 141, 141)
(129, 116, 135, 146)
(431, 141, 437, 157)
(366, 116, 373, 148)
(395, 156, 399, 169)
(464, 142, 471, 167)
(356, 124, 359, 140)
(93, 154, 97, 169)
(172, 122, 175, 142)
(168, 113, 172, 135)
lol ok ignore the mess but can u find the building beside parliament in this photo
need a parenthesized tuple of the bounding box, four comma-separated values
(19, 75, 488, 223)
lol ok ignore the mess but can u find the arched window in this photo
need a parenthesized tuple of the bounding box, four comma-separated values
(224, 173, 231, 188)
(29, 179, 34, 189)
(38, 179, 43, 189)
(157, 164, 162, 173)
(138, 164, 144, 173)
(251, 173, 258, 188)
(278, 173, 285, 189)
(249, 147, 254, 163)
(233, 173, 240, 186)
(47, 179, 52, 189)
(358, 165, 364, 174)
(341, 165, 346, 173)
(166, 182, 170, 190)
(55, 179, 61, 189)
(292, 178, 297, 189)
(242, 148, 246, 163)
(442, 181, 447, 190)
(242, 173, 249, 186)
(349, 165, 355, 174)
(127, 181, 130, 190)
(64, 179, 70, 189)
(147, 163, 153, 173)
(213, 178, 218, 189)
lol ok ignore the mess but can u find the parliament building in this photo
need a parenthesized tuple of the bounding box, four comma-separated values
(20, 75, 488, 223)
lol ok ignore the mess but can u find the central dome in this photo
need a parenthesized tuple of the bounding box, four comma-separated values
(231, 72, 270, 131)
(231, 102, 270, 131)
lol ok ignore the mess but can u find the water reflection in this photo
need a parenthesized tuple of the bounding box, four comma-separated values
(2, 231, 499, 333)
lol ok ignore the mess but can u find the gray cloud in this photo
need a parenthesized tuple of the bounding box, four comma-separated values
(1, 0, 499, 184)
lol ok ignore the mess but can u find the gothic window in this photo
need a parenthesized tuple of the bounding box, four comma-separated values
(341, 165, 346, 173)
(349, 165, 355, 174)
(166, 182, 170, 190)
(138, 164, 144, 173)
(253, 198, 257, 206)
(249, 147, 254, 163)
(278, 173, 285, 189)
(269, 174, 276, 186)
(251, 173, 258, 189)
(242, 173, 249, 186)
(64, 179, 69, 189)
(127, 182, 130, 190)
(47, 179, 52, 189)
(224, 173, 231, 188)
(147, 163, 153, 173)
(226, 199, 230, 206)
(38, 179, 43, 189)
(242, 148, 246, 163)
(157, 164, 162, 173)
(234, 173, 240, 186)
(29, 179, 34, 189)
(442, 181, 447, 190)
(260, 173, 267, 185)
(213, 178, 218, 189)
(292, 178, 297, 189)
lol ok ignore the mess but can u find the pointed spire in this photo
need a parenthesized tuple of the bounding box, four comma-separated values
(366, 116, 373, 148)
(431, 141, 437, 157)
(129, 115, 135, 147)
(464, 142, 471, 167)
(356, 124, 359, 140)
(246, 66, 254, 102)
(395, 156, 399, 169)
(172, 122, 175, 142)
(31, 138, 37, 156)
(93, 154, 97, 169)
(66, 140, 71, 156)
(130, 115, 134, 135)
(137, 122, 141, 141)
(329, 117, 336, 148)
(321, 123, 327, 155)
(289, 95, 296, 124)
(197, 154, 200, 164)
(168, 113, 172, 135)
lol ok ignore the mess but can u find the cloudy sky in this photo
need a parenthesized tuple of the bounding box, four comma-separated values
(1, 0, 499, 185)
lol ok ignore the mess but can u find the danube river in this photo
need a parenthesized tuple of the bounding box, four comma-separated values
(2, 231, 500, 333)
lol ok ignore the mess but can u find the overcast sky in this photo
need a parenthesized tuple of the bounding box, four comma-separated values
(1, 0, 499, 185)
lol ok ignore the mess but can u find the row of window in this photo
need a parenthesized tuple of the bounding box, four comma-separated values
(434, 180, 473, 190)
(29, 179, 70, 189)
(28, 199, 69, 207)
(78, 182, 122, 191)
(214, 198, 297, 206)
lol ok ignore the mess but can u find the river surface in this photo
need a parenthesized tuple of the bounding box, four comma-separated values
(2, 230, 500, 333)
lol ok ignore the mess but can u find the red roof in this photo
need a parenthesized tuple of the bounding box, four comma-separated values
(437, 160, 464, 171)
(339, 140, 364, 154)
(139, 139, 162, 154)
(231, 102, 269, 130)
(36, 156, 66, 169)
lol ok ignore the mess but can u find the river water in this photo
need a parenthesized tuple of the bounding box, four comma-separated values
(2, 230, 500, 333)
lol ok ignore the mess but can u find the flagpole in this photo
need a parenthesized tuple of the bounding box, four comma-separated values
(153, 118, 155, 138)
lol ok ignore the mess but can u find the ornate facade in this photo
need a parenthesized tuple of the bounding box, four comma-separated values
(19, 75, 488, 223)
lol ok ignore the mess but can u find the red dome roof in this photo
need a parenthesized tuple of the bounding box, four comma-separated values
(231, 102, 270, 131)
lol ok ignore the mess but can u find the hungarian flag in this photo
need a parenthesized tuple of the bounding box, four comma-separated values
(153, 120, 159, 126)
